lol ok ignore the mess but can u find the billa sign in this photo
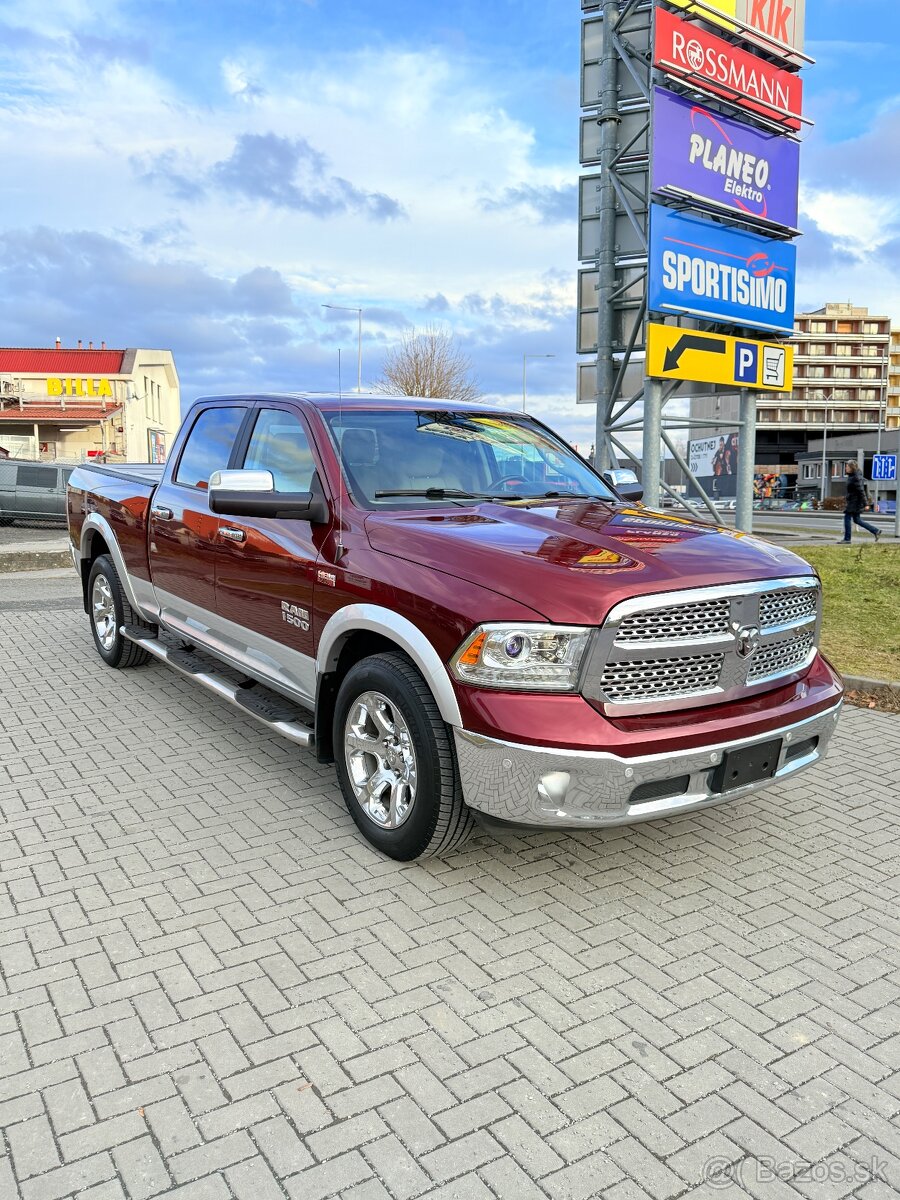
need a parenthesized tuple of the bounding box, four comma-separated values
(652, 87, 800, 229)
(648, 204, 796, 335)
(654, 8, 803, 131)
(47, 377, 114, 398)
(669, 0, 806, 60)
(646, 322, 793, 391)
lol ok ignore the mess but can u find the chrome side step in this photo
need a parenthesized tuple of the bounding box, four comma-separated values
(121, 626, 315, 748)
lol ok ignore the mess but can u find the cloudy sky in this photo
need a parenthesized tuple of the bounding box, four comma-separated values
(0, 0, 897, 450)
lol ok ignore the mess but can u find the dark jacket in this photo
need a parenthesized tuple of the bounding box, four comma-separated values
(845, 470, 869, 514)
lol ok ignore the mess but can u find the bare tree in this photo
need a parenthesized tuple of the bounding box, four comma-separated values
(373, 324, 481, 402)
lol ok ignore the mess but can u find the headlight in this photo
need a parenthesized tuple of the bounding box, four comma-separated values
(450, 624, 592, 692)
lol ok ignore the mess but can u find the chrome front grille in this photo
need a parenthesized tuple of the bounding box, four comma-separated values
(616, 598, 730, 643)
(760, 588, 818, 630)
(582, 577, 821, 715)
(748, 630, 815, 683)
(600, 653, 724, 702)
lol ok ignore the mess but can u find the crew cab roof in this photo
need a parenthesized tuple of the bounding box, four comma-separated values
(192, 392, 513, 416)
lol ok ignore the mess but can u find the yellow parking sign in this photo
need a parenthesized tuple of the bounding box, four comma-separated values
(646, 322, 794, 392)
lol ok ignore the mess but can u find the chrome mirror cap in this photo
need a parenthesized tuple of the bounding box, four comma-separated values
(209, 469, 275, 493)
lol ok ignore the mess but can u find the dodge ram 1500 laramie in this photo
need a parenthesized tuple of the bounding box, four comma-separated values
(68, 394, 843, 860)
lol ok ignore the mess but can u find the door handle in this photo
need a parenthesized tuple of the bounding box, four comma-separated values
(150, 506, 173, 521)
(219, 527, 246, 543)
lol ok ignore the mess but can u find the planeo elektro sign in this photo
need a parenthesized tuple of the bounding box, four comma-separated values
(652, 87, 800, 229)
(654, 8, 803, 131)
(648, 204, 796, 335)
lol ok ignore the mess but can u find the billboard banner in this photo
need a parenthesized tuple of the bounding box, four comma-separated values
(648, 204, 796, 335)
(689, 433, 740, 500)
(654, 8, 803, 131)
(668, 0, 806, 59)
(652, 87, 800, 229)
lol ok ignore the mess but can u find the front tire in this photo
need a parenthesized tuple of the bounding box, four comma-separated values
(87, 554, 153, 668)
(333, 652, 475, 860)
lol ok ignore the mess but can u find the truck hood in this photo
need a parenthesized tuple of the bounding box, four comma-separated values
(365, 500, 814, 625)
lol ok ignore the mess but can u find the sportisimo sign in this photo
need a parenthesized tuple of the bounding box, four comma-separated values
(652, 87, 800, 228)
(648, 204, 796, 335)
(654, 8, 803, 131)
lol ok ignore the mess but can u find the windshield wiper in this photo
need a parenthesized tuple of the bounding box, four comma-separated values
(517, 490, 600, 500)
(374, 488, 522, 500)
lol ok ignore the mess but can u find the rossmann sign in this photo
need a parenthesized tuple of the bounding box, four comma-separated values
(652, 87, 800, 228)
(655, 8, 803, 130)
(648, 204, 796, 335)
(669, 0, 806, 60)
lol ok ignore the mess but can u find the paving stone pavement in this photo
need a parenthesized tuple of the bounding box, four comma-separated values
(1, 601, 899, 1200)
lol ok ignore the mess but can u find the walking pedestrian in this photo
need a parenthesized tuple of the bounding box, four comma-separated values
(838, 460, 881, 543)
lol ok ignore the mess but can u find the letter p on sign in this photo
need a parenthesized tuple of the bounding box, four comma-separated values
(735, 342, 758, 384)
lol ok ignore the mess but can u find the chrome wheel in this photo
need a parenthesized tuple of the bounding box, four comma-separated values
(344, 690, 418, 829)
(91, 574, 117, 651)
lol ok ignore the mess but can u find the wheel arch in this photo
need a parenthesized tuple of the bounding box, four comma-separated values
(80, 514, 142, 615)
(314, 605, 462, 763)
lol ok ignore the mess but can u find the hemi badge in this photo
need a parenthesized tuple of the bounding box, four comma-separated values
(317, 570, 337, 587)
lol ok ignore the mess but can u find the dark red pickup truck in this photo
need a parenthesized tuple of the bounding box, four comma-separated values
(68, 394, 843, 859)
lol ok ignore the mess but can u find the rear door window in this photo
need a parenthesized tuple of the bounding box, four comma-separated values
(175, 407, 247, 490)
(16, 465, 57, 489)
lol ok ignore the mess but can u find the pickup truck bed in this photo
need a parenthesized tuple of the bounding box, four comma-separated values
(68, 392, 844, 860)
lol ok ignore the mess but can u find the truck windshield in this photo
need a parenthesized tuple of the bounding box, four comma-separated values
(323, 410, 617, 509)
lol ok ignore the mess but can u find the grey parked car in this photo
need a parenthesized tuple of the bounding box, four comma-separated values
(0, 459, 75, 525)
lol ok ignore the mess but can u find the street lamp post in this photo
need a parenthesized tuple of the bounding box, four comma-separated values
(522, 354, 555, 412)
(322, 305, 362, 392)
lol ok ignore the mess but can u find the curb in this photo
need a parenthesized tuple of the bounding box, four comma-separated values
(842, 674, 900, 698)
(0, 550, 72, 574)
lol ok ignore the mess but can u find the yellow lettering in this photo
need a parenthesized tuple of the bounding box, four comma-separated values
(66, 378, 75, 395)
(47, 377, 63, 396)
(97, 378, 112, 398)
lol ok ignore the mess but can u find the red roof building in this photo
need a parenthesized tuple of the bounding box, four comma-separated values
(0, 344, 180, 464)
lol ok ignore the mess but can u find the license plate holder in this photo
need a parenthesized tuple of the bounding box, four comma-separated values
(711, 738, 783, 794)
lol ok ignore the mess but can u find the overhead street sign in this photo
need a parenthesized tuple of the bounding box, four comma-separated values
(872, 454, 898, 482)
(654, 8, 803, 132)
(646, 322, 794, 391)
(648, 204, 797, 335)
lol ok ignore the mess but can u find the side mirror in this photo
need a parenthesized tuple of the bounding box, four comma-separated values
(602, 468, 644, 503)
(208, 469, 329, 522)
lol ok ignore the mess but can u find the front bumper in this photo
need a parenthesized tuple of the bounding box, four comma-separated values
(454, 701, 842, 828)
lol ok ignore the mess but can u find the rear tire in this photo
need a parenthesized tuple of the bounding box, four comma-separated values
(87, 554, 153, 668)
(333, 652, 475, 860)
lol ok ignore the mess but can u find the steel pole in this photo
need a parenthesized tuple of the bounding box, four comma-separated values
(642, 379, 663, 508)
(735, 389, 757, 533)
(594, 0, 621, 475)
(820, 404, 828, 506)
(357, 309, 362, 393)
(895, 424, 900, 539)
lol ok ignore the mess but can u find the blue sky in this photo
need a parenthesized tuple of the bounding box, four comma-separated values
(0, 0, 898, 449)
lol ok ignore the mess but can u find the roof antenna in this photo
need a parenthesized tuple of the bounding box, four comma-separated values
(336, 349, 346, 561)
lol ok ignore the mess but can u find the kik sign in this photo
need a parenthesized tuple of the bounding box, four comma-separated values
(669, 0, 806, 58)
(654, 8, 803, 131)
(648, 204, 797, 335)
(652, 87, 800, 229)
(646, 322, 793, 391)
